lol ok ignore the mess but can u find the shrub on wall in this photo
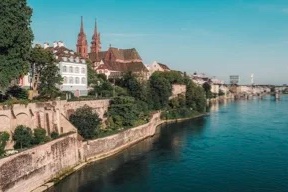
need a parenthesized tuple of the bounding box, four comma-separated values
(50, 131, 59, 139)
(13, 125, 33, 149)
(5, 85, 28, 100)
(0, 132, 10, 156)
(69, 105, 101, 139)
(106, 96, 150, 130)
(32, 128, 50, 145)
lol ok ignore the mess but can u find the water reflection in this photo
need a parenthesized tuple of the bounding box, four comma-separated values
(54, 117, 207, 192)
(53, 96, 288, 192)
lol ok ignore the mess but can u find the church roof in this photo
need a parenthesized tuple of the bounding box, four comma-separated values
(47, 45, 86, 64)
(88, 51, 107, 62)
(109, 47, 142, 61)
(158, 63, 171, 71)
(96, 61, 148, 73)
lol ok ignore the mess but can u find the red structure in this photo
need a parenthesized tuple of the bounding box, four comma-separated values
(90, 19, 101, 54)
(76, 16, 88, 58)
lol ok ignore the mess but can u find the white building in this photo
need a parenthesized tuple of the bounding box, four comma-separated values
(18, 42, 88, 97)
(147, 61, 171, 75)
(46, 41, 88, 96)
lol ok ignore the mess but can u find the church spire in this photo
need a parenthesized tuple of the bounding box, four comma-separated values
(80, 16, 84, 33)
(90, 18, 101, 54)
(76, 16, 88, 58)
(94, 19, 97, 34)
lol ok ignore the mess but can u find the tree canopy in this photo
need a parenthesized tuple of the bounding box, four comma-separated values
(29, 46, 56, 91)
(69, 105, 101, 139)
(0, 132, 10, 156)
(37, 51, 63, 99)
(13, 125, 33, 149)
(149, 74, 172, 110)
(0, 0, 34, 90)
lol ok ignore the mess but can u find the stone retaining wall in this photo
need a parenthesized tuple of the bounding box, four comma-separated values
(0, 112, 162, 192)
(0, 133, 80, 192)
(83, 112, 161, 161)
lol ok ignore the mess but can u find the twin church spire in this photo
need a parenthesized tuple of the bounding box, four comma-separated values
(76, 17, 101, 58)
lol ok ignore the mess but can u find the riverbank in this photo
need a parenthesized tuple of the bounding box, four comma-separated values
(33, 112, 207, 192)
(0, 111, 206, 192)
(53, 95, 288, 192)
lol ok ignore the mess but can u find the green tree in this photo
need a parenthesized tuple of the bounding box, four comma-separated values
(86, 60, 98, 85)
(13, 125, 33, 149)
(0, 132, 10, 156)
(5, 85, 28, 100)
(0, 0, 34, 90)
(69, 105, 101, 139)
(38, 62, 63, 99)
(185, 79, 206, 112)
(33, 128, 50, 145)
(149, 74, 172, 110)
(153, 71, 185, 84)
(94, 81, 114, 98)
(120, 72, 146, 101)
(202, 82, 212, 99)
(50, 131, 59, 139)
(106, 96, 149, 130)
(29, 46, 56, 91)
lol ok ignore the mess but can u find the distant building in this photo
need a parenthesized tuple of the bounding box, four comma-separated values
(148, 61, 171, 74)
(46, 41, 88, 96)
(89, 47, 148, 79)
(74, 16, 148, 80)
(230, 75, 240, 85)
(76, 16, 88, 59)
(191, 73, 209, 86)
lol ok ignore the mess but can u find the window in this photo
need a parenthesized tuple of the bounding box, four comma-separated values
(63, 66, 67, 72)
(69, 66, 73, 73)
(63, 76, 67, 84)
(75, 77, 79, 84)
(81, 77, 86, 84)
(69, 77, 73, 84)
(75, 67, 79, 73)
(81, 67, 85, 74)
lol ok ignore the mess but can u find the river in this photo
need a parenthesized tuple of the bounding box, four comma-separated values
(53, 95, 288, 192)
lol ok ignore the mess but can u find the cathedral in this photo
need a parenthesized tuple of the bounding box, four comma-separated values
(76, 17, 149, 80)
(76, 17, 101, 59)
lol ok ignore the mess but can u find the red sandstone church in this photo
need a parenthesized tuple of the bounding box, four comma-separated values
(76, 17, 149, 80)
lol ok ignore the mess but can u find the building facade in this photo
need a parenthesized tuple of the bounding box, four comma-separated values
(46, 41, 88, 96)
(147, 61, 171, 75)
(89, 47, 148, 79)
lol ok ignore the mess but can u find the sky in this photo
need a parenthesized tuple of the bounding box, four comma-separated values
(27, 0, 288, 85)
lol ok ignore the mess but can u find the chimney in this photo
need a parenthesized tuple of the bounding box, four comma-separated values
(58, 41, 65, 47)
(53, 41, 58, 48)
(43, 42, 49, 49)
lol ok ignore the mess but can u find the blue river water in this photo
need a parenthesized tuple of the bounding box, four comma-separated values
(54, 95, 288, 192)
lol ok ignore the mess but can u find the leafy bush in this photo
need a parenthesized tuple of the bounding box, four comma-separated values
(1, 98, 29, 107)
(50, 131, 59, 139)
(0, 132, 10, 156)
(69, 105, 101, 139)
(6, 85, 28, 100)
(161, 108, 200, 120)
(219, 89, 225, 96)
(106, 96, 150, 130)
(13, 125, 33, 149)
(33, 128, 50, 144)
